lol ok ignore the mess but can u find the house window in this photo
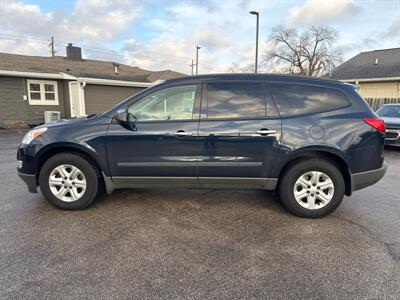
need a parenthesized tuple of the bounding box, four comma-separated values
(27, 80, 59, 105)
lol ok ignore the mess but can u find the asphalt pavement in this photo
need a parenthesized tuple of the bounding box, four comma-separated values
(1, 130, 399, 299)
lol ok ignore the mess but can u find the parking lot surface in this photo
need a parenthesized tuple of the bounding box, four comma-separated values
(1, 130, 399, 299)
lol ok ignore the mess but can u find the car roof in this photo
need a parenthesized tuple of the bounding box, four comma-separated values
(162, 73, 350, 88)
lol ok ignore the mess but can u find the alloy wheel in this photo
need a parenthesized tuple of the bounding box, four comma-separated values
(48, 164, 87, 202)
(293, 171, 334, 210)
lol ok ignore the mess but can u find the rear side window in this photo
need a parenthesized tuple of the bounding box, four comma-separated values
(206, 83, 267, 119)
(269, 83, 349, 117)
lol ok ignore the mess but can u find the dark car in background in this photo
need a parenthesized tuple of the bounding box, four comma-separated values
(376, 104, 400, 146)
(17, 74, 386, 218)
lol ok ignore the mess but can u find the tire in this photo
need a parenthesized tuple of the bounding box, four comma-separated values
(278, 158, 345, 218)
(39, 153, 99, 210)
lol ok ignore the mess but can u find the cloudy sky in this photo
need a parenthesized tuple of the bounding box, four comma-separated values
(0, 0, 399, 74)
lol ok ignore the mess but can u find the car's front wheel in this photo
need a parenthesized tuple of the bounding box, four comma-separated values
(39, 153, 99, 210)
(279, 158, 345, 218)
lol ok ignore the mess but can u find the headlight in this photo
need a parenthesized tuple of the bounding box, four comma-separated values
(21, 127, 47, 145)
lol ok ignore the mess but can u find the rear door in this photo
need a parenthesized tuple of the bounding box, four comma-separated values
(197, 81, 281, 188)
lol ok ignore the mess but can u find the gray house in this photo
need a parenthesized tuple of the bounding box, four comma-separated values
(329, 48, 400, 110)
(0, 44, 184, 128)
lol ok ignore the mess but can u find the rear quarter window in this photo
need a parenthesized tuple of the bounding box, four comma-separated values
(268, 83, 349, 117)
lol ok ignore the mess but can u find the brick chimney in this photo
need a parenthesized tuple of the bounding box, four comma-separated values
(66, 43, 82, 60)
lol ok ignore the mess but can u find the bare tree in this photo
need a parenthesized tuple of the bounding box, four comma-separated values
(226, 63, 256, 73)
(263, 25, 342, 76)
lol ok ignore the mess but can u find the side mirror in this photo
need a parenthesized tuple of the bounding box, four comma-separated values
(114, 110, 137, 131)
(114, 110, 128, 123)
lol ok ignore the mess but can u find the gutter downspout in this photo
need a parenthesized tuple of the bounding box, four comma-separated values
(355, 80, 360, 91)
(78, 79, 87, 116)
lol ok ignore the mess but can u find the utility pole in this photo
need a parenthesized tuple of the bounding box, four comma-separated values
(195, 46, 201, 75)
(189, 59, 195, 75)
(49, 36, 56, 57)
(249, 11, 259, 73)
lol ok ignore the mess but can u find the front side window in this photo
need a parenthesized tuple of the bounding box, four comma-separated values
(206, 83, 267, 119)
(269, 83, 349, 117)
(128, 85, 197, 121)
(27, 80, 59, 105)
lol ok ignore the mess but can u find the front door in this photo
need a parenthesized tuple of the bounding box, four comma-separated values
(106, 84, 201, 186)
(197, 82, 281, 188)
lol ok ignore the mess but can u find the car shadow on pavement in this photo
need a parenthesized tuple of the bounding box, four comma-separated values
(93, 188, 287, 214)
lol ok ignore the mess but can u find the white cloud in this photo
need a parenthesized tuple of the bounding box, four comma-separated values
(2, 0, 396, 75)
(287, 0, 360, 25)
(388, 19, 400, 39)
(0, 1, 53, 33)
(121, 27, 254, 74)
(339, 16, 400, 60)
(0, 0, 141, 55)
(121, 0, 265, 73)
(0, 0, 268, 73)
(58, 0, 141, 41)
(0, 38, 49, 57)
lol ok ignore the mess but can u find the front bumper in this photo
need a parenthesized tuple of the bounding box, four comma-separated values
(351, 164, 387, 192)
(17, 171, 37, 193)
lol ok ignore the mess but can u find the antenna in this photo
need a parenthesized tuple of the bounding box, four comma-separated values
(48, 36, 56, 57)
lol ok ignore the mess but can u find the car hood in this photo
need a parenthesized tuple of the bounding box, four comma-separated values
(382, 117, 400, 128)
(39, 116, 89, 128)
(36, 114, 104, 129)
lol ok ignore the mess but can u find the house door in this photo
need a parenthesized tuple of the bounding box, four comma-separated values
(69, 82, 82, 117)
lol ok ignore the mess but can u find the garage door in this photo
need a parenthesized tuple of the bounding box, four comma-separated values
(84, 84, 145, 114)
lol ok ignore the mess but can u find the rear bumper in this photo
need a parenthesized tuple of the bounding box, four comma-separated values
(351, 164, 387, 192)
(17, 171, 37, 193)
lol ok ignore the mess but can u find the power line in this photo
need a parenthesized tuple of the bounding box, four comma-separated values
(0, 31, 193, 62)
(1, 35, 188, 66)
(0, 32, 229, 70)
(1, 33, 192, 66)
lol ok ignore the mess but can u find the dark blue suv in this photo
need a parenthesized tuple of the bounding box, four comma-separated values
(17, 74, 387, 218)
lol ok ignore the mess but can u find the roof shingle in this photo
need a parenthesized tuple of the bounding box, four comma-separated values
(0, 52, 185, 82)
(329, 48, 400, 80)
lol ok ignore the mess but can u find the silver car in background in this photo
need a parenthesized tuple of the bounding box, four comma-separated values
(377, 104, 400, 146)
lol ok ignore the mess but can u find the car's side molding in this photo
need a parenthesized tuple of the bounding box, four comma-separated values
(102, 175, 278, 195)
(198, 177, 277, 190)
(116, 161, 263, 167)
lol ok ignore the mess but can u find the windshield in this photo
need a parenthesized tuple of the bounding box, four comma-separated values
(376, 105, 400, 118)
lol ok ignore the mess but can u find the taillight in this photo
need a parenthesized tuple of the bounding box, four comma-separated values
(363, 118, 386, 134)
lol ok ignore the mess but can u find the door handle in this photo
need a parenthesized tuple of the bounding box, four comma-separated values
(256, 129, 277, 135)
(171, 131, 193, 137)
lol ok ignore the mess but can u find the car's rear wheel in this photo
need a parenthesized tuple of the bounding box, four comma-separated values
(39, 153, 99, 210)
(279, 158, 345, 218)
